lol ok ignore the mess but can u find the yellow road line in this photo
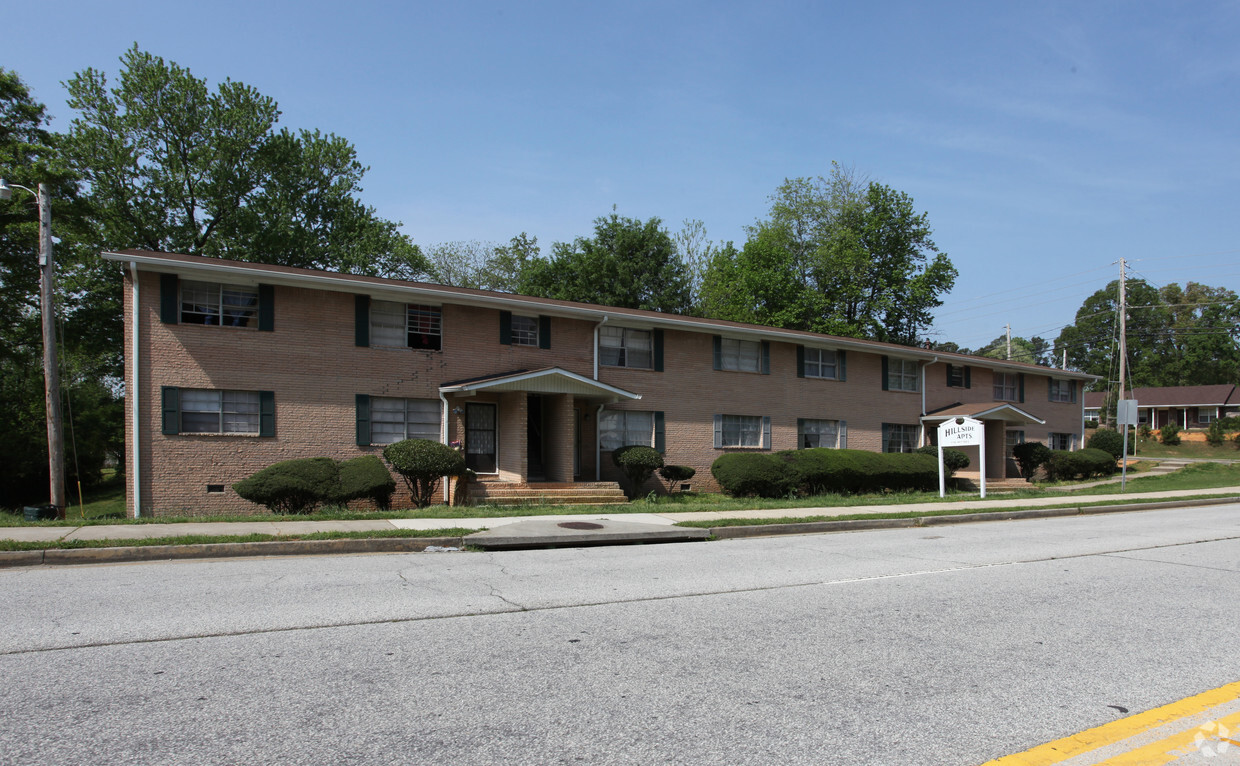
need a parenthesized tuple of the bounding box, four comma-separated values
(1093, 709, 1240, 765)
(980, 680, 1240, 765)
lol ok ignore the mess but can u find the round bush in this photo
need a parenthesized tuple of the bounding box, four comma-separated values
(1012, 442, 1051, 483)
(334, 455, 396, 510)
(914, 445, 971, 476)
(1045, 448, 1117, 481)
(1159, 423, 1182, 445)
(1085, 429, 1124, 460)
(383, 439, 467, 508)
(233, 457, 340, 515)
(612, 445, 664, 497)
(658, 465, 696, 493)
(711, 453, 794, 498)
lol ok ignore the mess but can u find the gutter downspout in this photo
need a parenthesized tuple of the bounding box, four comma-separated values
(595, 404, 605, 481)
(593, 315, 609, 380)
(440, 392, 450, 503)
(129, 262, 141, 518)
(920, 356, 940, 446)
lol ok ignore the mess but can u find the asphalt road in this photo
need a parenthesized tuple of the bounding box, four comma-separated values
(3, 505, 1239, 765)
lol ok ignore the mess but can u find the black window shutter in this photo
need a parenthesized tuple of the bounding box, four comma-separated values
(499, 311, 512, 345)
(355, 394, 371, 445)
(712, 336, 722, 370)
(796, 346, 805, 378)
(1048, 380, 1055, 402)
(947, 365, 953, 387)
(258, 284, 274, 331)
(539, 315, 551, 349)
(1018, 373, 1026, 403)
(259, 391, 275, 436)
(354, 295, 370, 347)
(796, 418, 805, 447)
(652, 329, 664, 371)
(161, 386, 179, 435)
(965, 366, 971, 389)
(159, 273, 179, 324)
(838, 350, 846, 381)
(1072, 381, 1077, 403)
(654, 411, 665, 453)
(761, 341, 770, 375)
(881, 357, 889, 390)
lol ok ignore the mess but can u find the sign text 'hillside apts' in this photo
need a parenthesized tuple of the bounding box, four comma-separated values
(938, 417, 985, 497)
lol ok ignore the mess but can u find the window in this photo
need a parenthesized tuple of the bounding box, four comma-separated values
(1005, 430, 1025, 459)
(994, 372, 1019, 401)
(600, 326, 653, 369)
(798, 418, 840, 449)
(714, 414, 770, 449)
(1049, 432, 1074, 450)
(1048, 379, 1075, 403)
(886, 358, 919, 392)
(882, 423, 918, 453)
(511, 315, 539, 346)
(804, 348, 838, 380)
(1199, 407, 1219, 424)
(371, 300, 442, 350)
(181, 280, 258, 327)
(599, 410, 655, 451)
(180, 390, 261, 434)
(720, 338, 761, 372)
(947, 364, 969, 388)
(369, 397, 440, 444)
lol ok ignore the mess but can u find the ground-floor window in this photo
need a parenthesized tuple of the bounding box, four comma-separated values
(1199, 407, 1218, 424)
(181, 389, 261, 434)
(599, 410, 654, 450)
(1005, 430, 1024, 459)
(798, 418, 841, 449)
(1048, 432, 1074, 450)
(882, 423, 918, 453)
(714, 414, 770, 449)
(370, 397, 440, 444)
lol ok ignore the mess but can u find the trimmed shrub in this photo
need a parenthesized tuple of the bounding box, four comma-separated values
(1216, 415, 1240, 431)
(913, 445, 971, 477)
(1159, 423, 1181, 446)
(334, 455, 396, 510)
(613, 446, 664, 497)
(1138, 424, 1153, 440)
(1044, 448, 1118, 481)
(1206, 419, 1226, 446)
(383, 439, 467, 508)
(233, 457, 340, 515)
(712, 453, 795, 498)
(658, 465, 696, 493)
(1012, 442, 1052, 483)
(1085, 429, 1124, 460)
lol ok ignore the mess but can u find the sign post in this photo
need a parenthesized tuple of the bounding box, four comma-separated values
(1116, 399, 1139, 491)
(937, 417, 985, 498)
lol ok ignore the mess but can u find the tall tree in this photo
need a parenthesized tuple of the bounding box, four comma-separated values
(422, 234, 539, 292)
(520, 212, 691, 313)
(698, 164, 956, 344)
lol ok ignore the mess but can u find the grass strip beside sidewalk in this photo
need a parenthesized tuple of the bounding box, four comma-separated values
(0, 527, 479, 552)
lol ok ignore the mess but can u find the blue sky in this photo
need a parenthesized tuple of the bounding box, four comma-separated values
(5, 0, 1238, 353)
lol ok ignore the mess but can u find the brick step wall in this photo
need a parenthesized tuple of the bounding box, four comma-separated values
(464, 481, 629, 506)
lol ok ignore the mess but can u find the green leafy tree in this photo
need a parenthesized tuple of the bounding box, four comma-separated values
(424, 233, 539, 292)
(698, 164, 956, 343)
(520, 211, 692, 313)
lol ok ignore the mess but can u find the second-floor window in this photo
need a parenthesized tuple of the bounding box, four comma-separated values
(994, 372, 1019, 401)
(1048, 379, 1075, 403)
(720, 338, 761, 372)
(804, 348, 838, 379)
(887, 358, 919, 392)
(600, 326, 652, 369)
(181, 281, 258, 327)
(372, 300, 442, 350)
(511, 315, 539, 346)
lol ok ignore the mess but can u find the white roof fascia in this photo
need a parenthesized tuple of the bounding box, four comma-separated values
(105, 251, 1097, 380)
(439, 367, 641, 400)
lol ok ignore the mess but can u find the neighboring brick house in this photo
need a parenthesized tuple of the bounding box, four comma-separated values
(105, 250, 1096, 517)
(1084, 385, 1239, 429)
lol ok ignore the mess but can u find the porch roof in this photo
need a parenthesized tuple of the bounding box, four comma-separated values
(921, 402, 1045, 425)
(440, 367, 641, 403)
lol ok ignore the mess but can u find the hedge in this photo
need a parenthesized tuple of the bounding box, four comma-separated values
(612, 445, 664, 498)
(233, 457, 341, 515)
(712, 449, 938, 498)
(1012, 442, 1052, 482)
(1085, 429, 1125, 459)
(913, 445, 971, 476)
(1044, 448, 1118, 481)
(335, 455, 397, 510)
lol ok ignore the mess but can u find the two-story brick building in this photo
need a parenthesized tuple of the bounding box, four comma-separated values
(105, 250, 1095, 517)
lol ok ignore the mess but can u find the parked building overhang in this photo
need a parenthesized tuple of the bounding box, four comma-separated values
(440, 367, 641, 403)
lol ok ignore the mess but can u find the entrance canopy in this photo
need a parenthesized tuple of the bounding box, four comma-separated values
(921, 402, 1045, 426)
(440, 367, 641, 404)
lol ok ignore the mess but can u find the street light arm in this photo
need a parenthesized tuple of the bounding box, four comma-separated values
(0, 178, 36, 199)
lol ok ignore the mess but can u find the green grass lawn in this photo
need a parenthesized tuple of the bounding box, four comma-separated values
(5, 460, 1238, 529)
(1124, 438, 1240, 460)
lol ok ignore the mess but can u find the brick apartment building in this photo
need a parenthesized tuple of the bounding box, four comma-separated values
(104, 250, 1096, 517)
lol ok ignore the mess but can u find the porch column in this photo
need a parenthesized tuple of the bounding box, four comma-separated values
(983, 421, 1007, 479)
(544, 394, 575, 483)
(497, 392, 527, 483)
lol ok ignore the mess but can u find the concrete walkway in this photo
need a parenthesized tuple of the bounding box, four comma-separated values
(6, 485, 1239, 544)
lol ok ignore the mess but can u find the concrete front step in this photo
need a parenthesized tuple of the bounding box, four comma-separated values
(465, 481, 629, 506)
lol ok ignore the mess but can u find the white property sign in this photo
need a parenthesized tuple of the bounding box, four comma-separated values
(937, 417, 986, 498)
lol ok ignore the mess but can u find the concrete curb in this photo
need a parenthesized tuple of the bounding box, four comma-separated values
(0, 536, 464, 568)
(704, 495, 1240, 539)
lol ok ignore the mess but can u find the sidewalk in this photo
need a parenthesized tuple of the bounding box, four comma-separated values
(6, 486, 1240, 544)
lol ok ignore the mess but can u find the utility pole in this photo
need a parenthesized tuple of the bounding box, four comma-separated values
(1005, 324, 1012, 360)
(0, 179, 64, 515)
(1118, 258, 1127, 403)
